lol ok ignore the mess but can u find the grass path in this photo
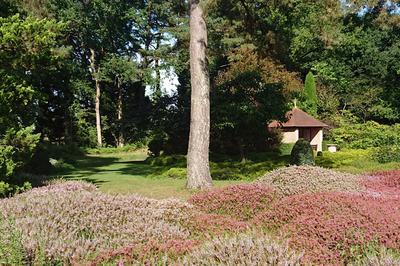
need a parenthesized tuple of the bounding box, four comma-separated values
(56, 151, 245, 199)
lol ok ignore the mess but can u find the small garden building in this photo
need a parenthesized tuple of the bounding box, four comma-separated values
(268, 108, 328, 152)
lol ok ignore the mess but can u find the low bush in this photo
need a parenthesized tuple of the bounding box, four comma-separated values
(189, 183, 275, 221)
(259, 165, 360, 197)
(330, 121, 400, 149)
(181, 231, 302, 265)
(0, 181, 31, 198)
(356, 249, 400, 266)
(290, 139, 315, 165)
(148, 135, 166, 156)
(0, 127, 40, 180)
(0, 216, 26, 265)
(363, 170, 400, 198)
(316, 149, 372, 169)
(254, 192, 400, 264)
(146, 154, 186, 167)
(159, 167, 186, 179)
(0, 181, 193, 263)
(372, 146, 400, 163)
(85, 143, 146, 155)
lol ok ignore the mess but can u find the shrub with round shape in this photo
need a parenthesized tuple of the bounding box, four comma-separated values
(259, 165, 360, 197)
(290, 139, 315, 166)
(181, 231, 302, 265)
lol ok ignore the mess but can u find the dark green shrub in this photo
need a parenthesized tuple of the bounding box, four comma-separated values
(148, 135, 165, 157)
(290, 139, 315, 165)
(317, 151, 323, 157)
(372, 146, 400, 163)
(146, 155, 186, 167)
(302, 71, 317, 116)
(0, 127, 40, 180)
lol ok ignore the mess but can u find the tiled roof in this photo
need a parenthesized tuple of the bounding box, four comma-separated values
(268, 108, 329, 128)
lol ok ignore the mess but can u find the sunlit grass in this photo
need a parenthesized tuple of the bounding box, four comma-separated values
(55, 150, 245, 199)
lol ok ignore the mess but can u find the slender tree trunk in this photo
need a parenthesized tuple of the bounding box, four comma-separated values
(117, 77, 124, 147)
(90, 48, 102, 146)
(155, 35, 162, 98)
(187, 0, 212, 189)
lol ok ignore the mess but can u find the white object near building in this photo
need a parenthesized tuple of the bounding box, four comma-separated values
(268, 108, 329, 152)
(327, 144, 337, 153)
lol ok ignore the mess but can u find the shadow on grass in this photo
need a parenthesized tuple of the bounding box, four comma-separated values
(79, 177, 107, 186)
(52, 151, 291, 185)
(52, 155, 121, 182)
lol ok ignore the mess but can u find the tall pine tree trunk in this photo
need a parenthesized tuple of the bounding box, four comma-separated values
(187, 0, 212, 189)
(90, 48, 102, 146)
(117, 77, 124, 147)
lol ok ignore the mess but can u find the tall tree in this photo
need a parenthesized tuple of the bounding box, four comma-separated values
(25, 0, 136, 146)
(187, 0, 212, 189)
(303, 71, 318, 115)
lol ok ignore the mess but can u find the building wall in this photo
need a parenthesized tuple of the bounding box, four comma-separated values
(282, 127, 323, 152)
(282, 128, 299, 143)
(310, 128, 323, 152)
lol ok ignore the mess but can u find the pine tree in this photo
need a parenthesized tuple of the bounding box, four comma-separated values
(187, 0, 213, 189)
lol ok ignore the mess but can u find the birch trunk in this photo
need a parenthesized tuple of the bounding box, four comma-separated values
(187, 0, 212, 189)
(90, 48, 102, 146)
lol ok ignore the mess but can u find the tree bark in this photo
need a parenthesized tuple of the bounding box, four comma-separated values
(117, 76, 124, 147)
(90, 48, 102, 146)
(187, 0, 212, 189)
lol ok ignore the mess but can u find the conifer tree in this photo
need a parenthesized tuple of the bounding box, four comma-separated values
(303, 71, 318, 116)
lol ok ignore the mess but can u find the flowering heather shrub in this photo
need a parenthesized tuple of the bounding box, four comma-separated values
(181, 231, 302, 265)
(0, 181, 193, 263)
(255, 192, 400, 264)
(259, 165, 361, 196)
(363, 170, 400, 198)
(0, 216, 25, 265)
(357, 249, 400, 266)
(91, 239, 199, 265)
(187, 213, 249, 235)
(189, 183, 275, 220)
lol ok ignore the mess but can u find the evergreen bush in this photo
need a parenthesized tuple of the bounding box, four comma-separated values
(148, 135, 165, 156)
(372, 146, 400, 163)
(290, 139, 315, 165)
(302, 71, 318, 116)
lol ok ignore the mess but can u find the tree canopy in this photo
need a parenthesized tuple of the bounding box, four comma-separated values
(0, 0, 399, 185)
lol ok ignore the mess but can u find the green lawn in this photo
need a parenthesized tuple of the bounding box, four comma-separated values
(316, 149, 400, 174)
(53, 148, 400, 199)
(54, 150, 245, 199)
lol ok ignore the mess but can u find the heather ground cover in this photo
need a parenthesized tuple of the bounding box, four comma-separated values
(2, 166, 400, 264)
(189, 167, 400, 265)
(3, 148, 400, 264)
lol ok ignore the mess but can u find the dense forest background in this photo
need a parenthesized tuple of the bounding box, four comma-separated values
(1, 0, 399, 189)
